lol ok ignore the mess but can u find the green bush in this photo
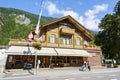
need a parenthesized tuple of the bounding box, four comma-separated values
(113, 64, 118, 68)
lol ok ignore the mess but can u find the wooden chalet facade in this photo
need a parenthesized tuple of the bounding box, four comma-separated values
(6, 15, 102, 69)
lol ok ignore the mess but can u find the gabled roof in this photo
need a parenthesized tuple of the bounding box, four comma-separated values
(41, 15, 93, 40)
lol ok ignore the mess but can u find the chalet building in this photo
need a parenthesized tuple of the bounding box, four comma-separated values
(6, 15, 102, 69)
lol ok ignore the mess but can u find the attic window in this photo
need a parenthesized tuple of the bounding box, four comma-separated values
(60, 23, 71, 29)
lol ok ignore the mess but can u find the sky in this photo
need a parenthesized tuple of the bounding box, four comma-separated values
(0, 0, 117, 31)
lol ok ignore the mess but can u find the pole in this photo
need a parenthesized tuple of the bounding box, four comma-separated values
(34, 0, 44, 75)
(35, 0, 44, 35)
(34, 50, 37, 75)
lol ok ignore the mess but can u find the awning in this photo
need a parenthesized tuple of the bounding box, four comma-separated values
(35, 47, 57, 56)
(6, 46, 92, 57)
(55, 48, 92, 57)
(6, 46, 57, 56)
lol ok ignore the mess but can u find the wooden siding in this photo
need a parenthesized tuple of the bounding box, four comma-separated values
(41, 21, 95, 49)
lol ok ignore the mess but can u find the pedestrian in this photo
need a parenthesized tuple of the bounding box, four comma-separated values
(11, 59, 15, 69)
(79, 64, 85, 71)
(37, 59, 41, 69)
(79, 61, 87, 71)
(87, 61, 91, 71)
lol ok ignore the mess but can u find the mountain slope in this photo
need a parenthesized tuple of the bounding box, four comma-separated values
(0, 7, 54, 45)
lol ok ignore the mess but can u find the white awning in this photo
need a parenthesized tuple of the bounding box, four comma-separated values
(6, 46, 92, 57)
(55, 48, 92, 57)
(35, 47, 57, 56)
(6, 46, 57, 56)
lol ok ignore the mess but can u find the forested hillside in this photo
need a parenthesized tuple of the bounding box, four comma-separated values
(0, 7, 54, 45)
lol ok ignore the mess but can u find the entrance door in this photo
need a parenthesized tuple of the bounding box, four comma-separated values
(38, 56, 50, 68)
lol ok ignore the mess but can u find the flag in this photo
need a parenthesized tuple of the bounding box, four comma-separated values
(27, 32, 33, 41)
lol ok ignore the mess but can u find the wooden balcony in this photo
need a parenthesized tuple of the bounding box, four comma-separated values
(84, 44, 101, 50)
(60, 28, 75, 35)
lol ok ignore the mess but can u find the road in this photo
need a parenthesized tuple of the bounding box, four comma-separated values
(0, 67, 120, 80)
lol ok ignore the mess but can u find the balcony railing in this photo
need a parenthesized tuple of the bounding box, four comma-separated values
(84, 44, 101, 50)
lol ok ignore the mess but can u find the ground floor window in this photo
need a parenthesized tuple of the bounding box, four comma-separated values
(6, 55, 35, 69)
(70, 57, 83, 66)
(6, 55, 84, 69)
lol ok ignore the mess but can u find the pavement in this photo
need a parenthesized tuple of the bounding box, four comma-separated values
(0, 66, 120, 79)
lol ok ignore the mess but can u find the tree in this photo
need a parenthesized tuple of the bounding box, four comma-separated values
(114, 0, 120, 16)
(94, 1, 120, 59)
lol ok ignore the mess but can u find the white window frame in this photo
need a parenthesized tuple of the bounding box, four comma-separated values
(62, 37, 70, 45)
(61, 25, 71, 29)
(76, 38, 80, 45)
(50, 34, 55, 43)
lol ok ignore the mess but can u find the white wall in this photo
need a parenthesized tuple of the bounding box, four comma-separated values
(0, 49, 7, 73)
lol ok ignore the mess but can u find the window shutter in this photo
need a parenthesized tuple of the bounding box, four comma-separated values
(48, 35, 50, 43)
(60, 38, 63, 44)
(74, 38, 76, 45)
(80, 38, 82, 45)
(70, 38, 72, 45)
(55, 35, 58, 43)
(55, 37, 58, 43)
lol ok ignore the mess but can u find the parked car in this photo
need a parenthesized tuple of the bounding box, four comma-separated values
(105, 59, 116, 68)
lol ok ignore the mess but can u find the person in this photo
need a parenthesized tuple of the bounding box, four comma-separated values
(79, 61, 87, 71)
(79, 64, 85, 71)
(86, 61, 91, 71)
(37, 59, 41, 69)
(11, 59, 15, 69)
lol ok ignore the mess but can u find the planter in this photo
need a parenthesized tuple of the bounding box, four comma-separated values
(32, 43, 42, 50)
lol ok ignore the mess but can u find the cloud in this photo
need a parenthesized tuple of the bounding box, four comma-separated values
(46, 1, 84, 25)
(46, 1, 59, 15)
(84, 4, 108, 31)
(45, 1, 108, 31)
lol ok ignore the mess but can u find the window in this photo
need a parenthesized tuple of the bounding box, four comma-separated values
(71, 57, 83, 64)
(61, 24, 71, 29)
(51, 56, 56, 63)
(61, 36, 72, 45)
(76, 37, 81, 45)
(50, 34, 56, 43)
(84, 40, 88, 45)
(64, 57, 70, 63)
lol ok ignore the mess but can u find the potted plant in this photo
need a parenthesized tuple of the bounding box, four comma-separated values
(32, 42, 42, 50)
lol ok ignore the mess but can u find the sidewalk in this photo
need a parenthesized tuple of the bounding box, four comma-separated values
(0, 66, 105, 74)
(0, 66, 120, 79)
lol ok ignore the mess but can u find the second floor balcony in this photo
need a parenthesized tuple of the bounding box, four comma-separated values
(60, 28, 75, 35)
